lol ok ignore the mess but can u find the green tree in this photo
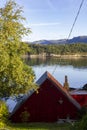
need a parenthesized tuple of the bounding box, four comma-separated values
(82, 84, 87, 90)
(0, 0, 35, 98)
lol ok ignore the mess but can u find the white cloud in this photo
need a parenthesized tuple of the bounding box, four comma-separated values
(30, 22, 60, 26)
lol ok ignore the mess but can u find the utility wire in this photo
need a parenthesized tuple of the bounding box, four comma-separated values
(67, 0, 85, 40)
(52, 0, 85, 75)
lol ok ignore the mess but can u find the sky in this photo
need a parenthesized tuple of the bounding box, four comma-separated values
(1, 0, 87, 42)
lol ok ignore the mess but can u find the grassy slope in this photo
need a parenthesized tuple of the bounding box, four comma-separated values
(5, 123, 73, 130)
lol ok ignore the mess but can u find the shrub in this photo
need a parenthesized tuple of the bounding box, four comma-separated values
(74, 114, 87, 130)
(0, 101, 9, 128)
(77, 106, 87, 119)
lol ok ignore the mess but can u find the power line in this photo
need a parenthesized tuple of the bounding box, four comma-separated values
(67, 0, 85, 40)
(52, 0, 85, 75)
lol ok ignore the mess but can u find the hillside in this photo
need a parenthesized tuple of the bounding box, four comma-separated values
(32, 36, 87, 45)
(28, 43, 87, 57)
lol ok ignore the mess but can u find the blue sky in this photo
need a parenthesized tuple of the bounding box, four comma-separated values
(1, 0, 87, 41)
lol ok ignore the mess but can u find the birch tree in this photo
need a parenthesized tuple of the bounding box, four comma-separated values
(0, 0, 35, 98)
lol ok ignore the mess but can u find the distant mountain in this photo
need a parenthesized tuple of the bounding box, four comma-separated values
(32, 36, 87, 45)
(68, 36, 87, 43)
(32, 39, 67, 44)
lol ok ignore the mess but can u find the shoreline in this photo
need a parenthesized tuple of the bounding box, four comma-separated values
(23, 54, 87, 59)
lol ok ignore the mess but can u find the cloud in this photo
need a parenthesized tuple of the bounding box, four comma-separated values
(30, 22, 60, 27)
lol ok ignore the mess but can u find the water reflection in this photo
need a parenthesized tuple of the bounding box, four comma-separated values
(25, 57, 87, 88)
(26, 57, 87, 69)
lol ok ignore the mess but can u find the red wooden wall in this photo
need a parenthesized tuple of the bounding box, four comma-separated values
(71, 94, 87, 107)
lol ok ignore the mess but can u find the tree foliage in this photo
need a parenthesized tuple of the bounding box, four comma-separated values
(0, 101, 9, 127)
(82, 84, 87, 90)
(28, 43, 87, 55)
(74, 114, 87, 130)
(0, 0, 35, 98)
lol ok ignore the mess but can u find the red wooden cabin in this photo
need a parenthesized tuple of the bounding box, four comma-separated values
(10, 71, 81, 122)
(70, 90, 87, 107)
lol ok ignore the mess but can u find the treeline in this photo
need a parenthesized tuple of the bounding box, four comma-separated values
(28, 43, 87, 55)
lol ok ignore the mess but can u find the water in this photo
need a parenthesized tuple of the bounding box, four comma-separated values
(26, 57, 87, 89)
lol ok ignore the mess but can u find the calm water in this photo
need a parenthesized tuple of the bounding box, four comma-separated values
(26, 57, 87, 89)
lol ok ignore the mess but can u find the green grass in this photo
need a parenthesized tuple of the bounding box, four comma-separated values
(2, 123, 73, 130)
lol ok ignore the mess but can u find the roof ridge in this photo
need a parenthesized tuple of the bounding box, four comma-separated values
(44, 71, 81, 109)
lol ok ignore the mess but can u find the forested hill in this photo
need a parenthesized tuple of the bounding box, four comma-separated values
(28, 43, 87, 56)
(26, 36, 87, 56)
(31, 36, 87, 45)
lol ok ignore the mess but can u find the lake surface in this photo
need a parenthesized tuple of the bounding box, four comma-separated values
(26, 57, 87, 89)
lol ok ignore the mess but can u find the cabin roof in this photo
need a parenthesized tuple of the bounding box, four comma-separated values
(70, 90, 87, 95)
